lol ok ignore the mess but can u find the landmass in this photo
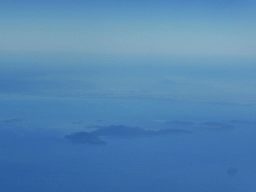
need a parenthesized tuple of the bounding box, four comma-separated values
(65, 125, 191, 145)
(65, 132, 107, 145)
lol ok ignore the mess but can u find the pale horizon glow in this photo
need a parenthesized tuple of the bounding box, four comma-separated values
(0, 0, 256, 56)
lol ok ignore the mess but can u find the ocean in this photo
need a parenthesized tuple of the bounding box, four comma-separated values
(0, 96, 255, 191)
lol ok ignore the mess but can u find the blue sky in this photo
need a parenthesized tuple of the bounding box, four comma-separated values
(1, 0, 256, 56)
(0, 0, 256, 105)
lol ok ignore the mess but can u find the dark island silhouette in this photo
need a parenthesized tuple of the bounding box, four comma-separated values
(65, 125, 191, 144)
(65, 132, 107, 145)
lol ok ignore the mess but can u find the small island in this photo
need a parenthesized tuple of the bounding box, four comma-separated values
(65, 132, 107, 145)
(65, 125, 191, 145)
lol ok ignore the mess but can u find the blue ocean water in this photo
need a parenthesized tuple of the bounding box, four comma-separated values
(0, 97, 255, 191)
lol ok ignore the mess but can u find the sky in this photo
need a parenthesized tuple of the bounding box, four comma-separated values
(0, 0, 256, 56)
(0, 0, 256, 105)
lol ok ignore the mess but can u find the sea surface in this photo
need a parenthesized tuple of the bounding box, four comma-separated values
(0, 96, 255, 192)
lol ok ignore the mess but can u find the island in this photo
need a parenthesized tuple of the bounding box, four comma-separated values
(65, 132, 107, 145)
(65, 125, 191, 145)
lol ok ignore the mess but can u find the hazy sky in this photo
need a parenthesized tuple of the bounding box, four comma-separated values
(1, 0, 256, 105)
(0, 0, 256, 56)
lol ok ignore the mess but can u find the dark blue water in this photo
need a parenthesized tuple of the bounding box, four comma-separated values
(0, 97, 255, 191)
